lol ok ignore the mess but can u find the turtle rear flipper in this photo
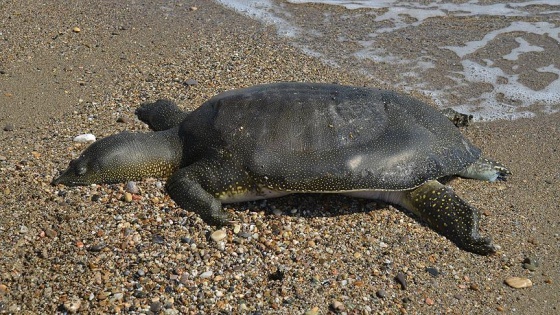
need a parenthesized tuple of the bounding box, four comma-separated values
(166, 162, 231, 226)
(404, 180, 497, 255)
(458, 157, 511, 182)
(136, 99, 189, 131)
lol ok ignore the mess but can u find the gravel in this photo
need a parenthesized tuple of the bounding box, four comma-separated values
(1, 0, 559, 314)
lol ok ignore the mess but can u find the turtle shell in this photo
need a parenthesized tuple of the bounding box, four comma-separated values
(179, 82, 481, 192)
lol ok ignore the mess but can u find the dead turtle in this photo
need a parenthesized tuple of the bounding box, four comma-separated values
(52, 82, 511, 255)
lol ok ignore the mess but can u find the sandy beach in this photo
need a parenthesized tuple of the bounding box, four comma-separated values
(1, 0, 558, 313)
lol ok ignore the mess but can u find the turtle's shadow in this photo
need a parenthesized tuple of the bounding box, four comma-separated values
(234, 177, 456, 229)
(235, 192, 426, 228)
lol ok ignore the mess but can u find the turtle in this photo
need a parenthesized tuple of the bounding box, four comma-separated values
(52, 82, 511, 255)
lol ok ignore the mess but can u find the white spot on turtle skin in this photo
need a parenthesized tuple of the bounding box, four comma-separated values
(347, 154, 363, 170)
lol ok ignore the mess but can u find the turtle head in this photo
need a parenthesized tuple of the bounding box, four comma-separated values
(52, 130, 183, 186)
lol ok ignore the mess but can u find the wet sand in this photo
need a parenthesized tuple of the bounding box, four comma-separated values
(1, 0, 558, 313)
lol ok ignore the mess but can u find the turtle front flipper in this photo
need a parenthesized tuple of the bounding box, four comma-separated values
(404, 180, 496, 255)
(136, 99, 189, 131)
(166, 162, 231, 226)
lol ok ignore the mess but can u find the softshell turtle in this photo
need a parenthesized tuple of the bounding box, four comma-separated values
(52, 82, 510, 255)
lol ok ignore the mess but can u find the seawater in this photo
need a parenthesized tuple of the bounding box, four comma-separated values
(215, 0, 560, 121)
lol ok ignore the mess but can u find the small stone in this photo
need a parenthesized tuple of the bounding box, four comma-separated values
(73, 133, 96, 142)
(238, 232, 252, 239)
(19, 225, 28, 234)
(184, 78, 198, 86)
(233, 224, 241, 234)
(304, 307, 319, 315)
(497, 306, 505, 312)
(150, 302, 163, 313)
(3, 188, 10, 195)
(124, 192, 133, 202)
(189, 6, 198, 11)
(72, 27, 81, 33)
(425, 297, 434, 305)
(63, 297, 82, 313)
(96, 291, 108, 300)
(376, 289, 387, 298)
(211, 229, 227, 242)
(330, 300, 345, 312)
(395, 272, 407, 290)
(469, 283, 480, 291)
(153, 235, 165, 244)
(116, 116, 130, 123)
(110, 292, 123, 302)
(505, 277, 532, 289)
(126, 181, 139, 194)
(200, 271, 213, 279)
(426, 267, 439, 277)
(3, 123, 14, 131)
(522, 257, 539, 271)
(87, 243, 106, 252)
(45, 228, 58, 238)
(180, 237, 193, 244)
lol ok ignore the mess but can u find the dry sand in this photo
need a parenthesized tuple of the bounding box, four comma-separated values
(1, 0, 558, 314)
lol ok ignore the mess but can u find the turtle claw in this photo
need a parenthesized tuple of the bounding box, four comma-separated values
(495, 165, 511, 182)
(459, 236, 497, 256)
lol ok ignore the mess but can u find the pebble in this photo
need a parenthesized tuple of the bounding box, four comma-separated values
(376, 289, 387, 298)
(88, 243, 106, 252)
(304, 307, 319, 315)
(233, 224, 241, 234)
(153, 235, 165, 244)
(96, 291, 108, 300)
(72, 26, 81, 33)
(150, 302, 163, 313)
(3, 123, 14, 131)
(124, 192, 133, 202)
(425, 297, 434, 305)
(126, 181, 139, 194)
(63, 297, 82, 313)
(426, 267, 439, 277)
(73, 133, 96, 142)
(505, 277, 532, 289)
(522, 257, 539, 271)
(110, 292, 123, 302)
(330, 300, 345, 312)
(395, 272, 407, 290)
(116, 116, 131, 123)
(19, 225, 28, 234)
(184, 78, 198, 86)
(200, 271, 213, 279)
(211, 229, 227, 242)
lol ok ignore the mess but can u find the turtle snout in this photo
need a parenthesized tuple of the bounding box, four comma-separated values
(51, 158, 92, 186)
